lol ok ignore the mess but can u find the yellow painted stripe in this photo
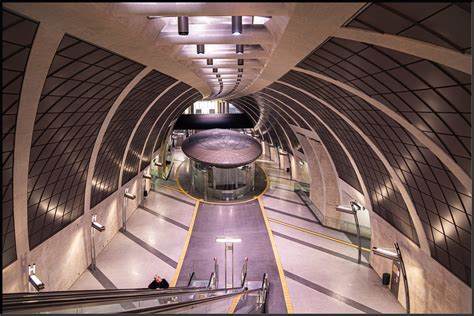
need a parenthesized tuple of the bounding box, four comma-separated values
(258, 197, 294, 314)
(170, 200, 200, 287)
(227, 293, 243, 314)
(174, 160, 271, 206)
(267, 217, 371, 252)
(157, 183, 185, 194)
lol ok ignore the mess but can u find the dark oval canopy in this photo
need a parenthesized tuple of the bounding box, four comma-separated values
(181, 129, 262, 168)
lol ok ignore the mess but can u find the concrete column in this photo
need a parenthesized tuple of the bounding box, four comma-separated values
(8, 23, 64, 292)
(308, 138, 342, 228)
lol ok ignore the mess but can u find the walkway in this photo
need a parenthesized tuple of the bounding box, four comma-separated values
(175, 201, 288, 314)
(70, 147, 404, 314)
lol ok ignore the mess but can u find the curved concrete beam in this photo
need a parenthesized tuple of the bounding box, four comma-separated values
(84, 67, 153, 212)
(4, 3, 211, 99)
(12, 24, 64, 260)
(137, 87, 195, 172)
(111, 3, 291, 17)
(118, 81, 181, 186)
(267, 84, 430, 253)
(259, 91, 371, 205)
(151, 91, 202, 154)
(227, 2, 365, 100)
(293, 67, 472, 193)
(334, 27, 472, 75)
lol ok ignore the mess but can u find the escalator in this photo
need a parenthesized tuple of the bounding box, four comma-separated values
(2, 262, 270, 314)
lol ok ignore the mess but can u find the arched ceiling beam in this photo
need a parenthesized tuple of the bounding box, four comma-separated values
(334, 27, 471, 75)
(293, 67, 472, 193)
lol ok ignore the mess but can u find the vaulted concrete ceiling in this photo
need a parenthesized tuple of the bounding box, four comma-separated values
(5, 2, 365, 100)
(111, 2, 293, 99)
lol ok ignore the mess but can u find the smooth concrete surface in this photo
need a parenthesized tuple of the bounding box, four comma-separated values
(69, 269, 105, 290)
(68, 182, 194, 291)
(369, 211, 472, 314)
(257, 162, 405, 314)
(2, 171, 143, 293)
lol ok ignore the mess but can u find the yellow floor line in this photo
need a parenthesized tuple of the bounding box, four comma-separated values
(258, 197, 294, 314)
(170, 200, 200, 287)
(227, 293, 243, 314)
(156, 183, 185, 194)
(267, 217, 371, 252)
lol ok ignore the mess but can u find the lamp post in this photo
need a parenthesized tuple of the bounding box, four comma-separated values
(216, 237, 242, 288)
(372, 242, 410, 313)
(28, 264, 44, 292)
(122, 189, 136, 232)
(91, 214, 105, 270)
(336, 200, 363, 263)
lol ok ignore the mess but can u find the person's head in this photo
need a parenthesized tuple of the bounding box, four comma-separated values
(154, 275, 162, 283)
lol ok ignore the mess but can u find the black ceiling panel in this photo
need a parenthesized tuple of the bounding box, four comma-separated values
(345, 3, 471, 54)
(121, 82, 191, 183)
(2, 8, 39, 267)
(297, 37, 471, 177)
(27, 34, 144, 250)
(91, 70, 177, 207)
(279, 66, 471, 285)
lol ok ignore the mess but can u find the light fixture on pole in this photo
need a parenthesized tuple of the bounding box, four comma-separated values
(177, 16, 189, 35)
(238, 68, 243, 73)
(372, 243, 410, 313)
(216, 237, 242, 288)
(90, 214, 105, 271)
(216, 74, 221, 78)
(336, 200, 363, 263)
(197, 44, 205, 54)
(231, 16, 242, 35)
(213, 68, 218, 73)
(206, 58, 213, 65)
(122, 189, 136, 232)
(28, 264, 44, 292)
(238, 74, 242, 78)
(236, 44, 244, 54)
(238, 59, 244, 66)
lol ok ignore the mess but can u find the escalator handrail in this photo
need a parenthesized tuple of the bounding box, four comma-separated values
(2, 286, 209, 305)
(187, 271, 195, 287)
(207, 272, 215, 288)
(2, 286, 200, 300)
(119, 287, 262, 314)
(2, 286, 245, 313)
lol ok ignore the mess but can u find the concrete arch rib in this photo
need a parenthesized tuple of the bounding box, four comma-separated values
(269, 82, 430, 253)
(334, 27, 471, 75)
(258, 92, 345, 190)
(258, 90, 372, 209)
(231, 104, 265, 142)
(138, 87, 196, 172)
(151, 91, 202, 155)
(118, 81, 181, 186)
(240, 98, 291, 152)
(12, 23, 64, 260)
(84, 67, 153, 213)
(253, 97, 299, 155)
(293, 67, 472, 193)
(234, 99, 284, 149)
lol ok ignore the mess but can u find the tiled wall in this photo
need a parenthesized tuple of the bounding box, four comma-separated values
(27, 34, 143, 250)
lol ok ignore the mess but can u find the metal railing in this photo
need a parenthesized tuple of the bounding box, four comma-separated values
(241, 257, 248, 287)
